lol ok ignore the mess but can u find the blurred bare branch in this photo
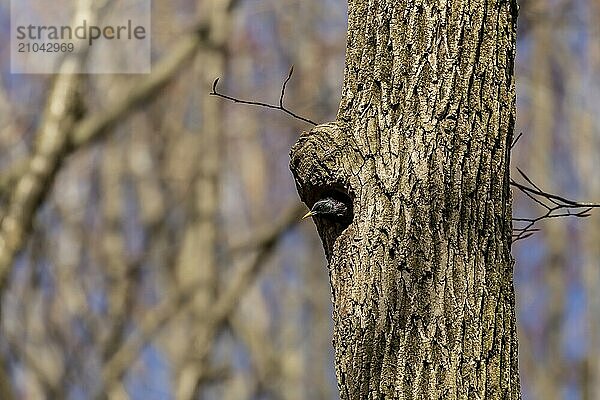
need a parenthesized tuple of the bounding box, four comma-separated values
(98, 204, 304, 397)
(0, 17, 216, 291)
(0, 1, 351, 398)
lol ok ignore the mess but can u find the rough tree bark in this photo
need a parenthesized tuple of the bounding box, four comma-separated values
(290, 0, 520, 399)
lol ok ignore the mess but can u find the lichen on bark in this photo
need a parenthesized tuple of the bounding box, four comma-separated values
(290, 0, 521, 399)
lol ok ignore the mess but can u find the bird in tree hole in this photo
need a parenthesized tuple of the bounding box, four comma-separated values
(302, 197, 352, 224)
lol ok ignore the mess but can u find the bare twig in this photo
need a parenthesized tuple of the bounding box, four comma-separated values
(511, 169, 600, 242)
(210, 67, 318, 126)
(511, 132, 524, 149)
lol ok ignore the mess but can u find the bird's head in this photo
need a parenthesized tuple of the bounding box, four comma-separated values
(302, 197, 350, 222)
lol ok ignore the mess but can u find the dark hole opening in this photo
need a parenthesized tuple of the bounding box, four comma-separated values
(308, 188, 354, 261)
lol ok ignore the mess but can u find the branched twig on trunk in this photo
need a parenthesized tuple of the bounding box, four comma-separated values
(511, 168, 600, 242)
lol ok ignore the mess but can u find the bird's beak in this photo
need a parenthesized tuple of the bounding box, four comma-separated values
(302, 211, 315, 220)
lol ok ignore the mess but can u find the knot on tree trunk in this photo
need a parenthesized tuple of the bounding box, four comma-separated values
(289, 121, 360, 258)
(290, 121, 356, 203)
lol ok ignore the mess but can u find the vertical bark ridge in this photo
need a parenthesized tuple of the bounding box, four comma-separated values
(290, 0, 519, 398)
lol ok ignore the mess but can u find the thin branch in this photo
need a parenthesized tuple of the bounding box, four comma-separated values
(511, 131, 524, 149)
(516, 168, 545, 196)
(511, 169, 600, 242)
(280, 66, 294, 108)
(514, 169, 583, 207)
(210, 67, 318, 126)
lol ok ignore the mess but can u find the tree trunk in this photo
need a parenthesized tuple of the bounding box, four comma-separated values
(290, 1, 520, 399)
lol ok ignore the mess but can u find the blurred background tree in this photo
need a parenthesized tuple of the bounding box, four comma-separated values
(0, 0, 598, 399)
